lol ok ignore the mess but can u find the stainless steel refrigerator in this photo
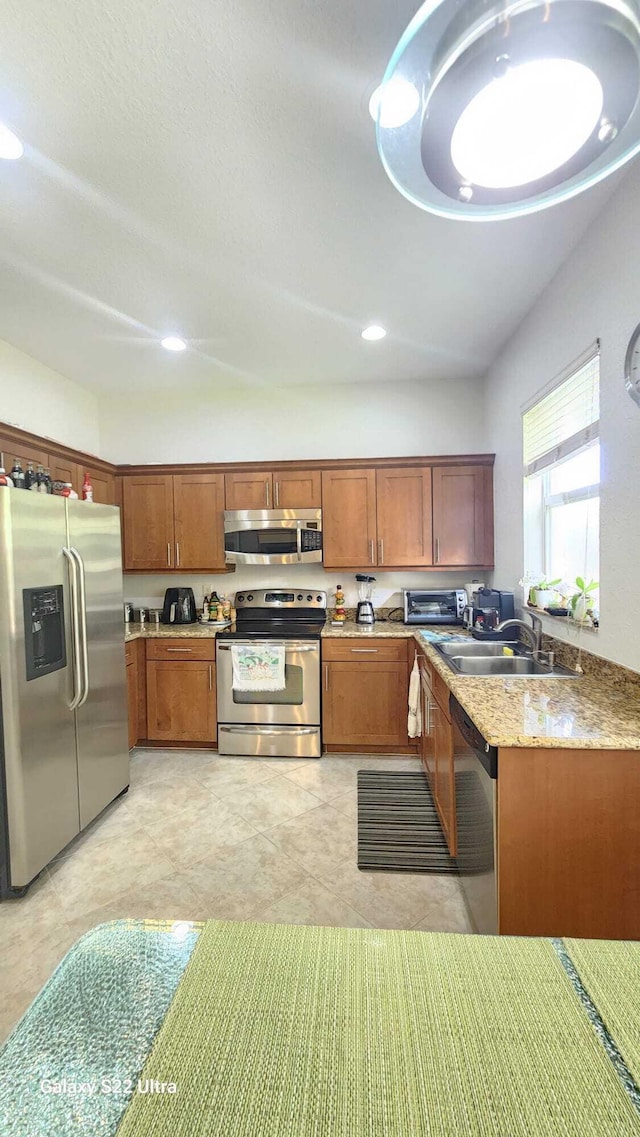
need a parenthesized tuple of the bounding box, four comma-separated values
(0, 492, 129, 897)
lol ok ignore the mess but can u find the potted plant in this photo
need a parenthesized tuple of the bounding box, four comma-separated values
(569, 577, 599, 622)
(528, 577, 561, 608)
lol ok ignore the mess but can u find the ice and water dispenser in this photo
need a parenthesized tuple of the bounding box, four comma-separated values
(22, 586, 66, 680)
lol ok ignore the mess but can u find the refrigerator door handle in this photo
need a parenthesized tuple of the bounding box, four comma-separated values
(70, 547, 90, 708)
(62, 546, 83, 711)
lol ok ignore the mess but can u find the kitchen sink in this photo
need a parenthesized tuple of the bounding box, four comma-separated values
(434, 642, 580, 678)
(437, 641, 518, 657)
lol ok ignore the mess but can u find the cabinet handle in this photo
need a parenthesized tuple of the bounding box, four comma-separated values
(275, 481, 279, 507)
(265, 480, 271, 507)
(167, 542, 172, 567)
(209, 665, 212, 691)
(351, 648, 378, 653)
(166, 647, 193, 652)
(176, 542, 180, 567)
(370, 538, 375, 564)
(379, 538, 384, 564)
(325, 664, 329, 691)
(434, 537, 440, 564)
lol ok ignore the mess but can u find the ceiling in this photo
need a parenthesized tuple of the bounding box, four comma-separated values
(0, 0, 625, 395)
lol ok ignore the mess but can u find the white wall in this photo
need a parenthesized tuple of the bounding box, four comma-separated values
(485, 160, 640, 672)
(99, 377, 486, 465)
(0, 339, 101, 455)
(124, 566, 476, 617)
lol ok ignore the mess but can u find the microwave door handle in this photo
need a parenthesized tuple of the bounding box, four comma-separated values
(296, 527, 302, 562)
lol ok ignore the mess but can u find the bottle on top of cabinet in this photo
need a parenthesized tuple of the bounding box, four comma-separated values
(82, 471, 93, 502)
(10, 459, 25, 489)
(24, 462, 36, 491)
(0, 468, 14, 488)
(61, 483, 79, 499)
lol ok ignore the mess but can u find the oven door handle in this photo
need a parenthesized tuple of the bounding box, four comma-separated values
(216, 641, 319, 652)
(218, 725, 319, 736)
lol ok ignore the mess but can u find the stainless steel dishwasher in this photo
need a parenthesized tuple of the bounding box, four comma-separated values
(450, 696, 498, 934)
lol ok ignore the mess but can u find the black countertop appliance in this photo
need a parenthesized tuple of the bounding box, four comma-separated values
(469, 588, 516, 640)
(161, 587, 197, 624)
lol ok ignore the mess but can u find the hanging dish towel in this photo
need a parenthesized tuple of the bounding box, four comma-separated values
(231, 644, 286, 691)
(407, 653, 422, 738)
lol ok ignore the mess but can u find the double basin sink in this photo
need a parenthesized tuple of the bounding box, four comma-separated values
(433, 640, 580, 679)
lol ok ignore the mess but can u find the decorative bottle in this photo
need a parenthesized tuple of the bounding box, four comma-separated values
(334, 584, 346, 623)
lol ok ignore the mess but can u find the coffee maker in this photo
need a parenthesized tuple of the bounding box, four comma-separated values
(355, 574, 376, 625)
(465, 588, 516, 639)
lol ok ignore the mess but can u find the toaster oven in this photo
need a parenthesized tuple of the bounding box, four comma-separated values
(403, 589, 467, 625)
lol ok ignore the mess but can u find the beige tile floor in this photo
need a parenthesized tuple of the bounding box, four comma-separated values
(0, 748, 471, 1043)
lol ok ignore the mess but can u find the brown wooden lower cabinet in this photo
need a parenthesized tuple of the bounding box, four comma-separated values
(322, 639, 410, 750)
(418, 651, 456, 854)
(146, 656, 217, 743)
(497, 746, 640, 939)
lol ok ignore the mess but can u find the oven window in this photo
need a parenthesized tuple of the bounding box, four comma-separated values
(232, 663, 303, 705)
(225, 529, 298, 556)
(410, 596, 456, 616)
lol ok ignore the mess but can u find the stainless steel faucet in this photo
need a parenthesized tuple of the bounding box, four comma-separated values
(494, 612, 542, 653)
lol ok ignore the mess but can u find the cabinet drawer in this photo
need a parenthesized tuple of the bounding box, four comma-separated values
(322, 637, 409, 662)
(146, 638, 216, 661)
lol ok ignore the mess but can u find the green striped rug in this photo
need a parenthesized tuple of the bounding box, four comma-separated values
(357, 769, 458, 872)
(115, 921, 640, 1137)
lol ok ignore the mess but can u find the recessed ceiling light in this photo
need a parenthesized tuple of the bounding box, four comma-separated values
(160, 336, 187, 352)
(369, 78, 420, 129)
(361, 325, 387, 341)
(375, 0, 640, 220)
(0, 123, 23, 160)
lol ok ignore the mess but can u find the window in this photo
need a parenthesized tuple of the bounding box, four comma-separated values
(523, 346, 600, 601)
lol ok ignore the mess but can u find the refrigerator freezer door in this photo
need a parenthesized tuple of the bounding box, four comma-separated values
(66, 501, 129, 828)
(0, 493, 80, 890)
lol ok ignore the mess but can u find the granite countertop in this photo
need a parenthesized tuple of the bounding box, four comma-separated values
(125, 621, 228, 642)
(125, 618, 640, 750)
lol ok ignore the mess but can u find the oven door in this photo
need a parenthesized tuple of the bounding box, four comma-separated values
(223, 510, 322, 565)
(405, 591, 462, 624)
(216, 640, 320, 725)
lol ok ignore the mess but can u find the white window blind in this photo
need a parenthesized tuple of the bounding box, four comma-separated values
(523, 345, 600, 476)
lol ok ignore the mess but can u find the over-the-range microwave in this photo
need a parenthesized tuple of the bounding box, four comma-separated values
(224, 509, 323, 565)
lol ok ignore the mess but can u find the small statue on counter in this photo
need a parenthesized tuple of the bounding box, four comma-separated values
(334, 584, 346, 623)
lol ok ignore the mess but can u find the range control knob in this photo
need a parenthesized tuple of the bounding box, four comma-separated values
(297, 594, 303, 601)
(306, 594, 312, 601)
(237, 594, 245, 603)
(316, 595, 322, 602)
(246, 594, 254, 602)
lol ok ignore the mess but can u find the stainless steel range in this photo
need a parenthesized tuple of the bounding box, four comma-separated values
(216, 589, 326, 758)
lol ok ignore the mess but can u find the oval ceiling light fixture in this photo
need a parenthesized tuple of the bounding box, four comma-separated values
(160, 335, 187, 352)
(369, 77, 420, 129)
(375, 0, 640, 220)
(0, 122, 24, 160)
(361, 324, 387, 341)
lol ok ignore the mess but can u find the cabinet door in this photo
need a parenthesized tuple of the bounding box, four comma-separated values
(173, 472, 225, 570)
(376, 467, 433, 567)
(126, 660, 138, 749)
(433, 700, 456, 854)
(272, 469, 321, 508)
(146, 660, 216, 742)
(322, 661, 408, 748)
(0, 436, 50, 479)
(121, 475, 175, 570)
(85, 467, 116, 505)
(432, 465, 494, 567)
(321, 469, 377, 569)
(49, 456, 82, 494)
(419, 658, 437, 790)
(225, 472, 272, 510)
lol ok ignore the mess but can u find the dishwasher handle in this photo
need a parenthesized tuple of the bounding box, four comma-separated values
(450, 696, 498, 779)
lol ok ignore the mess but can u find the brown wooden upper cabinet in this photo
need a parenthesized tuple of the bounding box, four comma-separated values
(431, 464, 494, 567)
(375, 466, 433, 567)
(321, 468, 378, 568)
(224, 468, 321, 511)
(121, 472, 226, 571)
